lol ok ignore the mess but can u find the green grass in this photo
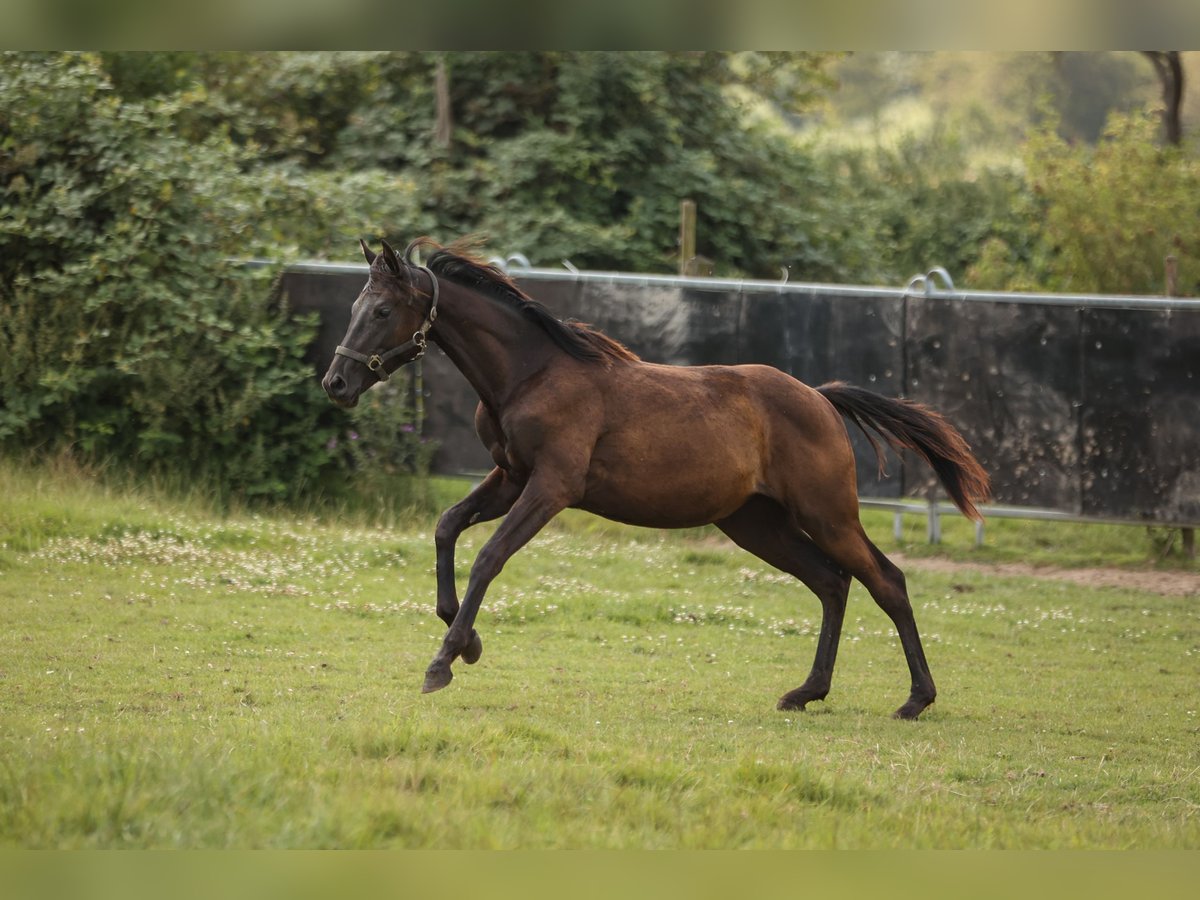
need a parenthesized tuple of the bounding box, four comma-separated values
(1, 459, 1197, 848)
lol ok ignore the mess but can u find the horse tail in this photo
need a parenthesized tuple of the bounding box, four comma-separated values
(817, 381, 991, 521)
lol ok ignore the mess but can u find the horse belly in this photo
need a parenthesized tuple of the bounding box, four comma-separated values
(578, 427, 761, 528)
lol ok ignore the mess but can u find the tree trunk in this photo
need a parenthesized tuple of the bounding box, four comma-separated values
(434, 57, 452, 149)
(1142, 51, 1184, 146)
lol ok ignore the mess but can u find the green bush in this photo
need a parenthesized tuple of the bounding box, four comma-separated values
(970, 109, 1200, 295)
(0, 52, 348, 502)
(323, 373, 438, 520)
(814, 128, 1031, 286)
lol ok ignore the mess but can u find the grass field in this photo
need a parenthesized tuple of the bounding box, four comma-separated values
(1, 460, 1197, 848)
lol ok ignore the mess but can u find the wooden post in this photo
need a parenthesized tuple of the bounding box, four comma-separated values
(679, 199, 696, 276)
(1166, 255, 1194, 560)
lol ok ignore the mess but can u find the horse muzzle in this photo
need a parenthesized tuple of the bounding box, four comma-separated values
(322, 370, 361, 408)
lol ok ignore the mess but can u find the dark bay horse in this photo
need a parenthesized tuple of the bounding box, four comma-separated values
(322, 238, 990, 720)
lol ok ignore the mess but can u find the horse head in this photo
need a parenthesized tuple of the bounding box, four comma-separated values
(321, 239, 438, 408)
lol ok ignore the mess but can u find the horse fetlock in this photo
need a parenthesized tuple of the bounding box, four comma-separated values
(435, 601, 459, 628)
(461, 630, 483, 665)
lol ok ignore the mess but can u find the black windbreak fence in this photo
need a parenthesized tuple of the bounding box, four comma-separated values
(282, 263, 1200, 527)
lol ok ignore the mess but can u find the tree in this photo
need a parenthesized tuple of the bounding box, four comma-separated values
(1141, 51, 1184, 145)
(329, 52, 852, 278)
(87, 52, 859, 278)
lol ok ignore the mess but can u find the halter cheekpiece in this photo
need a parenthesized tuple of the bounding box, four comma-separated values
(334, 263, 439, 382)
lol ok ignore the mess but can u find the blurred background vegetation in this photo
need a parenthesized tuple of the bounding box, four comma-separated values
(2, 51, 1198, 506)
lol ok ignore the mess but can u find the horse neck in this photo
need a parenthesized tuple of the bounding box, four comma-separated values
(427, 279, 555, 412)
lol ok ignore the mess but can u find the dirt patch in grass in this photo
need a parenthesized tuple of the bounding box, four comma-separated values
(894, 554, 1200, 597)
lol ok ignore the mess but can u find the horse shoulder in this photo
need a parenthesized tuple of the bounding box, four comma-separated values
(494, 369, 607, 483)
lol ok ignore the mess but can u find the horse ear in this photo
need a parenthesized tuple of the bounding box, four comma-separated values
(378, 239, 401, 274)
(359, 239, 377, 265)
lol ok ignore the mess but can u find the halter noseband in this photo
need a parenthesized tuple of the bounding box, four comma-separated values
(333, 265, 439, 382)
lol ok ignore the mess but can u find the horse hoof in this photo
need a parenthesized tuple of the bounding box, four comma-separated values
(892, 698, 932, 720)
(777, 695, 809, 712)
(461, 631, 483, 665)
(422, 664, 453, 694)
(777, 687, 824, 712)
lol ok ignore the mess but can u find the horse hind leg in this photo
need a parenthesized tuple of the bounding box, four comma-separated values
(809, 521, 937, 720)
(868, 545, 937, 720)
(716, 497, 852, 712)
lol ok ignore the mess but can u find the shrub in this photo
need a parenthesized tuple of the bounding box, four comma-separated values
(815, 128, 1031, 286)
(0, 52, 345, 502)
(969, 108, 1200, 295)
(324, 373, 438, 519)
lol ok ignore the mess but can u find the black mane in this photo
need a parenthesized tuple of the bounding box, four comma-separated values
(407, 237, 638, 365)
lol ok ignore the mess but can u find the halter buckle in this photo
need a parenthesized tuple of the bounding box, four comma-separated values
(366, 353, 391, 382)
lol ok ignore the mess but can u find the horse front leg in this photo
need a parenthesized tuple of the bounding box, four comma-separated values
(433, 468, 522, 665)
(423, 475, 572, 694)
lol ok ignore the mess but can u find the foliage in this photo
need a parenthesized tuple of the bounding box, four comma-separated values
(338, 375, 432, 476)
(329, 51, 857, 278)
(324, 372, 438, 519)
(816, 128, 1031, 284)
(826, 52, 1160, 148)
(233, 164, 427, 261)
(816, 53, 1199, 292)
(83, 51, 1200, 293)
(101, 51, 387, 166)
(0, 52, 346, 501)
(971, 110, 1200, 295)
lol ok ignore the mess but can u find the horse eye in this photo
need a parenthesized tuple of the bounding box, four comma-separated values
(374, 305, 391, 319)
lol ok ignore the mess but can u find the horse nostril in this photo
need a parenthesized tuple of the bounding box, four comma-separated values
(324, 373, 347, 398)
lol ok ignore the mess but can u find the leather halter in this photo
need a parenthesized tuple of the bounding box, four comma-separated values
(333, 264, 439, 382)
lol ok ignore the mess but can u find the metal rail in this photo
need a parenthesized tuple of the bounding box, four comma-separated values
(860, 498, 1200, 547)
(246, 257, 1200, 311)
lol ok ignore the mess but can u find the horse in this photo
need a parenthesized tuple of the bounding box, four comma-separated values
(322, 238, 990, 720)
